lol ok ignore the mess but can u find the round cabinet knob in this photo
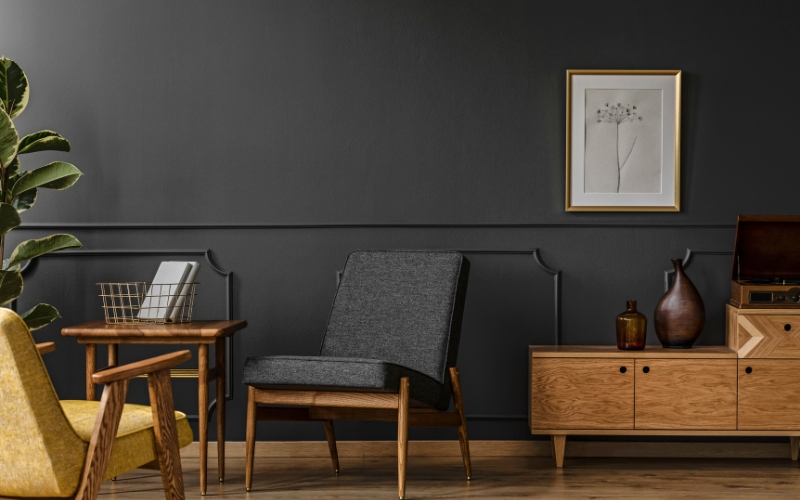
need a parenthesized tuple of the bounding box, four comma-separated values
(619, 366, 627, 374)
(785, 324, 792, 331)
(745, 366, 753, 374)
(792, 296, 800, 302)
(776, 295, 786, 302)
(642, 366, 650, 373)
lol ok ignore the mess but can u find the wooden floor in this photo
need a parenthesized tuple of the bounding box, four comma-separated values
(101, 455, 800, 499)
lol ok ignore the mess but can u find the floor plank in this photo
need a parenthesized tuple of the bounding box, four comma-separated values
(100, 455, 800, 499)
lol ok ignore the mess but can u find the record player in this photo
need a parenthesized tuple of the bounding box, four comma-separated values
(730, 215, 800, 308)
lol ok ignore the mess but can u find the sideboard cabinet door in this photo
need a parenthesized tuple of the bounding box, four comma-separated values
(530, 358, 633, 430)
(634, 359, 737, 430)
(738, 360, 800, 430)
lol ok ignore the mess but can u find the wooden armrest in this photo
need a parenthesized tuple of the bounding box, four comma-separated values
(77, 350, 190, 498)
(36, 342, 56, 355)
(91, 350, 191, 384)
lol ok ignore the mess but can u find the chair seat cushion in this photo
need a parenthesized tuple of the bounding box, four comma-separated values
(243, 356, 450, 410)
(60, 400, 194, 480)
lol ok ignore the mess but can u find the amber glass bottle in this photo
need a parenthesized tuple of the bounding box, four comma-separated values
(616, 300, 646, 350)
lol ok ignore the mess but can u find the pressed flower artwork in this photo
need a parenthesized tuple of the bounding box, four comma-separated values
(583, 89, 662, 193)
(566, 70, 680, 211)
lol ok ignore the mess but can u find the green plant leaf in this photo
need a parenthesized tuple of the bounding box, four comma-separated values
(12, 162, 82, 196)
(0, 57, 29, 119)
(21, 303, 61, 330)
(7, 234, 83, 268)
(12, 186, 36, 213)
(7, 170, 21, 193)
(0, 203, 20, 236)
(2, 259, 19, 271)
(7, 156, 20, 177)
(0, 269, 22, 305)
(0, 108, 18, 170)
(18, 131, 70, 155)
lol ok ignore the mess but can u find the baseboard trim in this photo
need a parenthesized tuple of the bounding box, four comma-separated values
(181, 440, 794, 459)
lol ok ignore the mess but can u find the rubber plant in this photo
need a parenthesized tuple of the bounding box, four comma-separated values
(0, 56, 83, 330)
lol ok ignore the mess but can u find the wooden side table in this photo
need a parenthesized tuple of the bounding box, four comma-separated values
(62, 320, 248, 495)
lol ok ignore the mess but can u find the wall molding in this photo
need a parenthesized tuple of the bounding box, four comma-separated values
(15, 222, 738, 230)
(24, 248, 536, 422)
(663, 248, 733, 291)
(17, 244, 733, 424)
(19, 248, 234, 422)
(448, 248, 560, 345)
(340, 248, 562, 348)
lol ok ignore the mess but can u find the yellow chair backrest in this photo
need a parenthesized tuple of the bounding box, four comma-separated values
(0, 308, 87, 497)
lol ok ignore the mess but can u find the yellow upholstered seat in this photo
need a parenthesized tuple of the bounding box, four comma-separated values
(0, 308, 193, 498)
(61, 400, 193, 481)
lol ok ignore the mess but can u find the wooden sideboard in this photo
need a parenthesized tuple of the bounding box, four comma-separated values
(529, 305, 800, 466)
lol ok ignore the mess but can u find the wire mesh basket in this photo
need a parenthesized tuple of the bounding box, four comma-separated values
(98, 282, 198, 324)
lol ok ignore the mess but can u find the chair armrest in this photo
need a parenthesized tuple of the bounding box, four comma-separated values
(91, 350, 191, 384)
(36, 342, 56, 355)
(76, 350, 191, 499)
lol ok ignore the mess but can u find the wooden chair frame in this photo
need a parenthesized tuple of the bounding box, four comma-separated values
(245, 366, 472, 499)
(36, 343, 190, 500)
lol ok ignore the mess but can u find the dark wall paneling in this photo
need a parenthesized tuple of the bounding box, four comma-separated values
(11, 225, 736, 440)
(17, 248, 234, 421)
(1, 1, 798, 442)
(3, 2, 799, 226)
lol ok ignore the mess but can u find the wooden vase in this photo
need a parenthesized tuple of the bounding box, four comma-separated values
(654, 259, 705, 348)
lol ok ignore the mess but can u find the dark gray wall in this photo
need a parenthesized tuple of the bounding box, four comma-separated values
(1, 0, 798, 442)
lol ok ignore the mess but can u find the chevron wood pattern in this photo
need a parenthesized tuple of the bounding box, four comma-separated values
(737, 314, 800, 358)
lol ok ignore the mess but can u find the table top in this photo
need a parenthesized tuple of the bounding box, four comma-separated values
(529, 345, 737, 359)
(62, 320, 248, 339)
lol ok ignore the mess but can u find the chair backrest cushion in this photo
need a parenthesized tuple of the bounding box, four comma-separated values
(0, 308, 86, 497)
(320, 251, 470, 384)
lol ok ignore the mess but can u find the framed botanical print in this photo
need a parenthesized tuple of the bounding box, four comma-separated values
(566, 70, 681, 212)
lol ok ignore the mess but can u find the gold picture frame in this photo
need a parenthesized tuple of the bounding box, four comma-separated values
(566, 69, 681, 212)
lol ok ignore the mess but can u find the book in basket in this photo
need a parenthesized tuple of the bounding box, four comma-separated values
(138, 262, 195, 321)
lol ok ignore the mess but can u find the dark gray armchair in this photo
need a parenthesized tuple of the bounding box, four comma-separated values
(243, 250, 471, 499)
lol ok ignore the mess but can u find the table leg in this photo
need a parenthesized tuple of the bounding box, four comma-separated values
(108, 344, 118, 367)
(198, 344, 209, 495)
(86, 344, 97, 401)
(215, 338, 226, 483)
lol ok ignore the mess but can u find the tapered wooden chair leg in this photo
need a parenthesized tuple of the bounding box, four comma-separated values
(74, 380, 129, 500)
(449, 367, 472, 480)
(397, 377, 410, 500)
(148, 369, 186, 500)
(245, 386, 258, 492)
(323, 420, 340, 474)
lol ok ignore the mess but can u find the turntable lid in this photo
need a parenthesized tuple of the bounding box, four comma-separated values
(733, 215, 800, 280)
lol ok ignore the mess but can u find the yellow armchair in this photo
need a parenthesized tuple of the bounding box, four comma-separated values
(0, 308, 193, 499)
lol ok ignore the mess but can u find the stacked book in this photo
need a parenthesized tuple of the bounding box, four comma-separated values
(138, 261, 200, 322)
